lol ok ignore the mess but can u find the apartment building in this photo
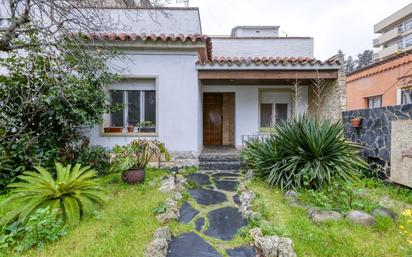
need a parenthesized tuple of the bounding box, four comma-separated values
(347, 3, 412, 110)
(374, 3, 412, 60)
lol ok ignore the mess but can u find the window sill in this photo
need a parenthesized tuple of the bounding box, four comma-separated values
(100, 132, 159, 137)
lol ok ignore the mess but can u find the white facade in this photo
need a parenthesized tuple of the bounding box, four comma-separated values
(212, 37, 314, 58)
(86, 8, 340, 159)
(89, 48, 202, 156)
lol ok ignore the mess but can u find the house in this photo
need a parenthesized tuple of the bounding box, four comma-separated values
(86, 7, 345, 164)
(347, 3, 412, 110)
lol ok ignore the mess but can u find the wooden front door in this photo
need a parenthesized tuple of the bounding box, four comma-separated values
(203, 93, 223, 145)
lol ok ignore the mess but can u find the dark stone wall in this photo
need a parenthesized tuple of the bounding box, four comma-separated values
(342, 104, 412, 177)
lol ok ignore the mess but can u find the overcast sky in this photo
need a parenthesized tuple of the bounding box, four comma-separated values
(169, 0, 412, 60)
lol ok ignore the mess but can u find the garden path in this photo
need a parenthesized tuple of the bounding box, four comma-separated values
(166, 170, 255, 257)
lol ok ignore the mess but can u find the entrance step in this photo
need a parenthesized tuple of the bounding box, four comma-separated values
(199, 161, 241, 171)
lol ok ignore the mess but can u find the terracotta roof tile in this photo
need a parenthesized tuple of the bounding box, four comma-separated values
(69, 32, 213, 60)
(197, 56, 341, 66)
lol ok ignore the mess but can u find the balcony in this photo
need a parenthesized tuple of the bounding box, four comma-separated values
(377, 44, 400, 59)
(376, 27, 400, 46)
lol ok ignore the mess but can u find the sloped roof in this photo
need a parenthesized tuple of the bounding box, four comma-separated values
(197, 56, 341, 67)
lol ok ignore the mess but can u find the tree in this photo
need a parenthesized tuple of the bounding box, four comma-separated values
(346, 56, 356, 73)
(356, 50, 374, 70)
(0, 0, 165, 52)
(0, 37, 117, 190)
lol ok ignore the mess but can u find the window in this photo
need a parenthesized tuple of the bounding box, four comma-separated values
(260, 104, 273, 128)
(404, 19, 412, 32)
(402, 89, 412, 104)
(109, 90, 156, 132)
(367, 95, 382, 109)
(260, 103, 289, 130)
(275, 104, 288, 123)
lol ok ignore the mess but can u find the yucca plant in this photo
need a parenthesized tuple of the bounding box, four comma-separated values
(0, 163, 106, 226)
(242, 116, 367, 190)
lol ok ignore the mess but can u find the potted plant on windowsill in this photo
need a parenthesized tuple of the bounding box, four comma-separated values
(137, 121, 154, 133)
(127, 124, 135, 133)
(104, 127, 123, 133)
(350, 117, 362, 128)
(109, 139, 170, 184)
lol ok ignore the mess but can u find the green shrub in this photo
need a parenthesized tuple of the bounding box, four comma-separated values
(300, 181, 379, 214)
(74, 145, 111, 176)
(110, 139, 171, 173)
(0, 207, 67, 254)
(0, 163, 106, 226)
(242, 116, 367, 190)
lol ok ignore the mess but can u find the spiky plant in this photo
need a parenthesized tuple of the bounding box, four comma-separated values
(0, 163, 106, 226)
(242, 116, 367, 190)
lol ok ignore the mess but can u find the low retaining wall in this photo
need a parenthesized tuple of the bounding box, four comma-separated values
(342, 104, 412, 177)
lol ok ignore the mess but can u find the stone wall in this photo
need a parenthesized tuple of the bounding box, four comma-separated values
(308, 70, 347, 120)
(342, 104, 412, 177)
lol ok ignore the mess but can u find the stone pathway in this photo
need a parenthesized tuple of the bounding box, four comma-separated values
(166, 169, 255, 257)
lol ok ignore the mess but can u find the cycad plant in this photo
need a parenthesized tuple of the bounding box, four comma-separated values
(242, 116, 367, 190)
(0, 163, 106, 226)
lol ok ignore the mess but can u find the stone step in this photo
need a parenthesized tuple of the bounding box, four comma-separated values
(199, 154, 241, 163)
(199, 161, 241, 171)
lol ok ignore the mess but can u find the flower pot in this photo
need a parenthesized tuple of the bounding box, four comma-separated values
(108, 127, 123, 133)
(122, 168, 145, 184)
(127, 127, 134, 133)
(104, 127, 111, 133)
(350, 118, 362, 128)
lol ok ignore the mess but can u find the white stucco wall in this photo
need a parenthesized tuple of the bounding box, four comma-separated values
(211, 38, 314, 58)
(89, 49, 202, 156)
(202, 85, 309, 148)
(92, 8, 202, 34)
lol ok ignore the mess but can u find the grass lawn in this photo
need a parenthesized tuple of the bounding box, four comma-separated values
(249, 179, 410, 257)
(17, 169, 168, 257)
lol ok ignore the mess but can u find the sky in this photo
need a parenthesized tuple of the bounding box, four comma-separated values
(168, 0, 412, 60)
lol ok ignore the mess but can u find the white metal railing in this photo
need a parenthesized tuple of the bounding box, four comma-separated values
(241, 133, 271, 148)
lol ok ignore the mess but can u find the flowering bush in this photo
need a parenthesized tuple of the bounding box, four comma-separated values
(401, 209, 412, 254)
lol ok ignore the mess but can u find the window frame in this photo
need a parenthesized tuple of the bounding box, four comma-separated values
(367, 95, 382, 109)
(401, 88, 412, 104)
(102, 77, 159, 136)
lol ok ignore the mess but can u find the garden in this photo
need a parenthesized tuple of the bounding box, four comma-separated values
(0, 36, 411, 257)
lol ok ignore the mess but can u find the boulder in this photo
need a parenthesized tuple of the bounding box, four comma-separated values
(245, 170, 254, 181)
(153, 227, 171, 241)
(284, 190, 298, 200)
(143, 238, 168, 257)
(250, 228, 297, 257)
(346, 210, 376, 226)
(159, 177, 176, 193)
(372, 207, 398, 221)
(308, 209, 343, 223)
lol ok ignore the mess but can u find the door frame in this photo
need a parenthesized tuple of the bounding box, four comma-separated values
(202, 92, 235, 146)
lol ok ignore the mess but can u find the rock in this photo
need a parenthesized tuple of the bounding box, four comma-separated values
(166, 233, 222, 257)
(226, 246, 256, 257)
(346, 210, 376, 226)
(189, 188, 227, 206)
(239, 191, 256, 218)
(178, 202, 199, 224)
(245, 169, 254, 181)
(372, 207, 398, 221)
(308, 209, 343, 223)
(215, 180, 239, 192)
(153, 227, 172, 241)
(175, 174, 187, 186)
(156, 201, 179, 224)
(233, 194, 241, 206)
(204, 207, 247, 241)
(284, 190, 298, 199)
(250, 228, 297, 257)
(144, 238, 169, 257)
(159, 177, 176, 193)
